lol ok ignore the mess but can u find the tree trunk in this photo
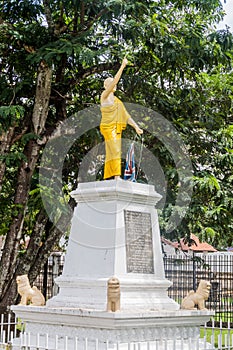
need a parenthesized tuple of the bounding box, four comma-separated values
(0, 139, 41, 305)
(0, 61, 52, 308)
(0, 127, 15, 192)
(32, 60, 52, 135)
(0, 210, 49, 306)
(18, 210, 49, 275)
(29, 198, 75, 281)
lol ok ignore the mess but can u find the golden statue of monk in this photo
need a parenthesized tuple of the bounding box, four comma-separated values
(100, 58, 143, 180)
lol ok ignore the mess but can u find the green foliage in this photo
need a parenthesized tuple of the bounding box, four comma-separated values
(0, 0, 232, 272)
(0, 105, 25, 131)
(2, 0, 42, 22)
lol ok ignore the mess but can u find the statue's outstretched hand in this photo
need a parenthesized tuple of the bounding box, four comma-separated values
(122, 57, 128, 68)
(135, 126, 143, 135)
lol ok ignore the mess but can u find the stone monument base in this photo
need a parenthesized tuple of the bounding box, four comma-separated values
(11, 305, 214, 350)
(46, 275, 179, 311)
(46, 180, 179, 312)
(11, 180, 214, 349)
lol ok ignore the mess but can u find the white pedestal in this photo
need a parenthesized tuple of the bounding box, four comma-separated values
(47, 180, 179, 311)
(11, 180, 214, 349)
(11, 306, 214, 349)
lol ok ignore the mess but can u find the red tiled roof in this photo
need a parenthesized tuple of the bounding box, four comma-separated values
(162, 234, 217, 252)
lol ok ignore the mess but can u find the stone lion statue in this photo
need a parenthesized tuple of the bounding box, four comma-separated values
(181, 280, 211, 310)
(16, 274, 45, 306)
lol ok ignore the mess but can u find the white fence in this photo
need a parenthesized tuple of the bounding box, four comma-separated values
(9, 334, 216, 350)
(0, 313, 22, 346)
(0, 314, 233, 350)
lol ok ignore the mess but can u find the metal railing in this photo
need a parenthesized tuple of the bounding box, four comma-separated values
(1, 314, 233, 350)
(164, 253, 233, 323)
(0, 312, 22, 347)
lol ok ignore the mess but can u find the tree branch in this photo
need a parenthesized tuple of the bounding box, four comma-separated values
(75, 7, 109, 36)
(70, 62, 120, 86)
(80, 1, 85, 27)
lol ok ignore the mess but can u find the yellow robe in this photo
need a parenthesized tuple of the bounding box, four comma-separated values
(100, 97, 130, 179)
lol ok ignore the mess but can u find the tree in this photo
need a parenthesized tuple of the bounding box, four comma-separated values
(0, 0, 231, 308)
(185, 66, 233, 248)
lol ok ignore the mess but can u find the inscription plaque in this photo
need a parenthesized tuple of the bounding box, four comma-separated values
(124, 210, 154, 274)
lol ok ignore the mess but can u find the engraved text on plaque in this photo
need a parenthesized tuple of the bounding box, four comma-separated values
(124, 210, 154, 274)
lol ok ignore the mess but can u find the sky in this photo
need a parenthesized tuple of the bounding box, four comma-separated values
(218, 1, 233, 29)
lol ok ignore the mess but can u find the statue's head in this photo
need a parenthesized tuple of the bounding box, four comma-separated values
(104, 77, 116, 91)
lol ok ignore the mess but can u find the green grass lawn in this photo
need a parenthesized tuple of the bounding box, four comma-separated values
(200, 327, 233, 348)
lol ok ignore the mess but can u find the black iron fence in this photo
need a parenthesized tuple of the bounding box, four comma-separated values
(35, 252, 233, 324)
(164, 253, 233, 323)
(34, 252, 64, 300)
